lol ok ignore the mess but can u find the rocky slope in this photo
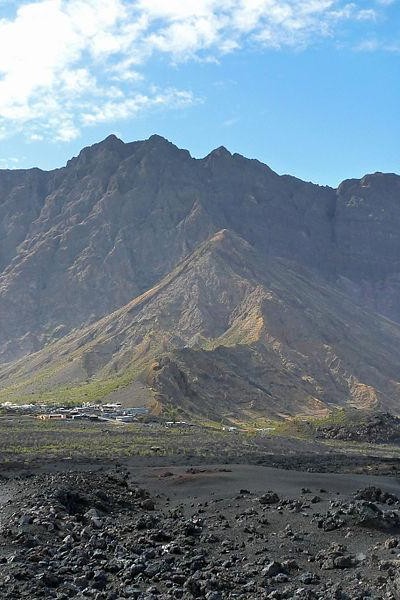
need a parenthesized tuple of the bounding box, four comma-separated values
(1, 135, 400, 418)
(2, 465, 400, 600)
(1, 230, 400, 419)
(1, 134, 400, 364)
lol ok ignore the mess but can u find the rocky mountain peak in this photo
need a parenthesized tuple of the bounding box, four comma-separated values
(81, 133, 126, 156)
(1, 134, 400, 372)
(147, 133, 171, 145)
(200, 229, 255, 261)
(142, 134, 192, 161)
(65, 133, 128, 173)
(99, 133, 124, 147)
(205, 146, 232, 161)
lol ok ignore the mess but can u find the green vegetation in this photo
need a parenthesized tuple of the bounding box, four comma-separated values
(244, 408, 352, 439)
(0, 408, 399, 466)
(0, 367, 142, 406)
(0, 418, 258, 463)
(320, 438, 400, 459)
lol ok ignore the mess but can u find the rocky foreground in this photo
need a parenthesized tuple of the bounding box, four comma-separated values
(1, 467, 400, 599)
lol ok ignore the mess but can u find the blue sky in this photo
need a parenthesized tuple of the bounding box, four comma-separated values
(0, 0, 399, 186)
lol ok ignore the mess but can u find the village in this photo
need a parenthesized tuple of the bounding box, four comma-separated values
(0, 401, 150, 423)
(0, 402, 206, 430)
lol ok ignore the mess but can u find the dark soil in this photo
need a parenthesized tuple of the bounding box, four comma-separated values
(1, 462, 400, 599)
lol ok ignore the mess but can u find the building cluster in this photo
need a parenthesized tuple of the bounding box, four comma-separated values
(0, 402, 149, 423)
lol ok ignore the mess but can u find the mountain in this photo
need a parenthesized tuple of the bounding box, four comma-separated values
(1, 229, 400, 419)
(1, 134, 400, 365)
(1, 134, 400, 418)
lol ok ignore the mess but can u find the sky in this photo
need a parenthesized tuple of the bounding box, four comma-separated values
(0, 0, 399, 187)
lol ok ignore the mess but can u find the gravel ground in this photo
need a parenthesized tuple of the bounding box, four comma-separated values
(1, 461, 400, 599)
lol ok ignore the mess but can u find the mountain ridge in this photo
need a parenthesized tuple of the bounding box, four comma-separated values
(1, 228, 400, 418)
(1, 134, 400, 418)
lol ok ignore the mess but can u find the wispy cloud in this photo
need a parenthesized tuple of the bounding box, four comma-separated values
(222, 116, 240, 127)
(0, 0, 391, 142)
(81, 89, 196, 126)
(0, 156, 22, 168)
(355, 37, 400, 51)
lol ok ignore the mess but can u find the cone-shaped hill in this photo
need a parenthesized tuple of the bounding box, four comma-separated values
(1, 229, 400, 419)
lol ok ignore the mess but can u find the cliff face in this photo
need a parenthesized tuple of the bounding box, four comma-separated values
(0, 135, 399, 370)
(1, 229, 400, 418)
(334, 173, 400, 321)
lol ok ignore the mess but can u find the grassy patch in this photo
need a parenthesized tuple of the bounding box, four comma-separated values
(0, 417, 260, 462)
(0, 368, 142, 406)
(240, 409, 350, 439)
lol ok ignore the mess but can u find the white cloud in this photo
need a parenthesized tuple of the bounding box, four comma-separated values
(81, 89, 196, 125)
(222, 116, 239, 127)
(355, 37, 400, 51)
(0, 156, 21, 168)
(0, 0, 392, 142)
